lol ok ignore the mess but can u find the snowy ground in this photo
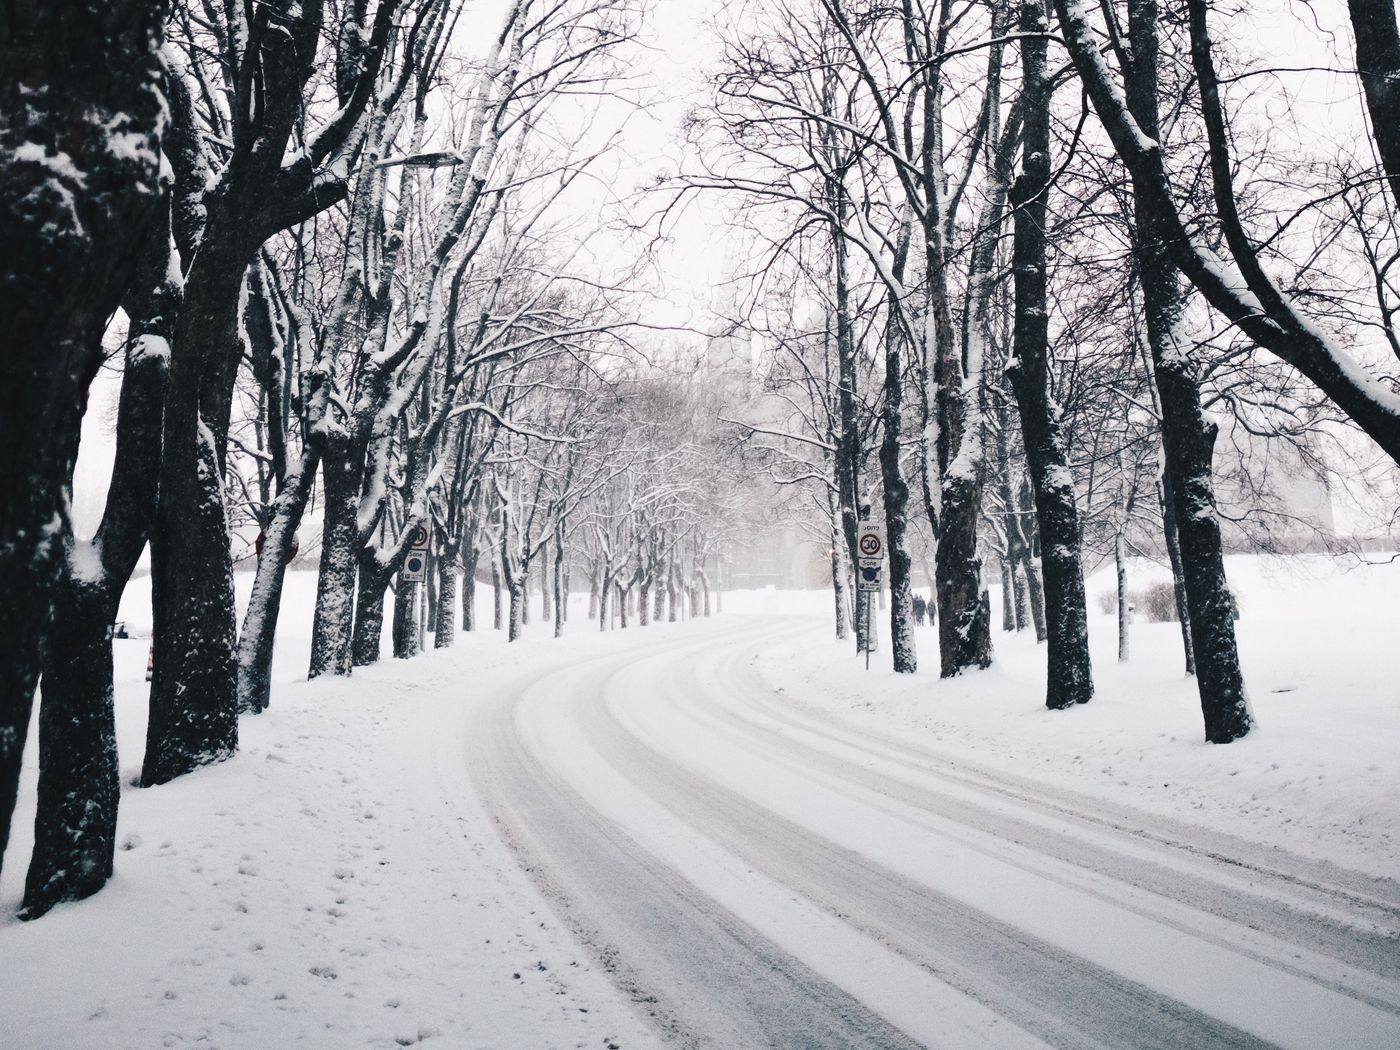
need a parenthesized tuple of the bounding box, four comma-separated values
(753, 554, 1400, 881)
(1, 555, 1398, 1048)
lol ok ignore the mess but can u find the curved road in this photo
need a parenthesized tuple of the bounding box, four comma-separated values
(466, 616, 1400, 1049)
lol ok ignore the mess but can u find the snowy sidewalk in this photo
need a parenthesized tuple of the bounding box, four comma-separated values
(0, 622, 665, 1050)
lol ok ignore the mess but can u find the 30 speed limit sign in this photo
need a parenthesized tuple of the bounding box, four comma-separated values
(857, 526, 883, 564)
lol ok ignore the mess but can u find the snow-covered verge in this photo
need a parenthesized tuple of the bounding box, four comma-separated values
(0, 574, 657, 1050)
(752, 554, 1400, 881)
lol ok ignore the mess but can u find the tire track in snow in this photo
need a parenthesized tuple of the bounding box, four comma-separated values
(468, 616, 1400, 1048)
(705, 632, 1400, 990)
(468, 621, 936, 1049)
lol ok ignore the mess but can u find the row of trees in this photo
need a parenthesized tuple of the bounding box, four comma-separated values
(0, 0, 743, 920)
(681, 0, 1400, 740)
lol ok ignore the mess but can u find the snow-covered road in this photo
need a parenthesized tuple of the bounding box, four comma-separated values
(469, 616, 1400, 1049)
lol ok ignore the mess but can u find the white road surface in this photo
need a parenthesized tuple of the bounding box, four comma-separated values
(466, 616, 1400, 1049)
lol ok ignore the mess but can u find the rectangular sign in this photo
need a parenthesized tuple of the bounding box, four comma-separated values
(857, 562, 882, 592)
(401, 550, 427, 583)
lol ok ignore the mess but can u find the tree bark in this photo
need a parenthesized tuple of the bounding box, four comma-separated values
(435, 552, 458, 649)
(553, 527, 566, 637)
(461, 543, 479, 632)
(1006, 0, 1093, 709)
(492, 556, 504, 630)
(1127, 0, 1251, 742)
(1116, 530, 1130, 662)
(144, 230, 250, 786)
(308, 445, 364, 677)
(238, 450, 318, 713)
(351, 554, 392, 667)
(1348, 0, 1400, 210)
(0, 0, 168, 875)
(23, 271, 170, 917)
(392, 575, 420, 659)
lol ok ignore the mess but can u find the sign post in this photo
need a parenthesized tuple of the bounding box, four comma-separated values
(856, 523, 884, 669)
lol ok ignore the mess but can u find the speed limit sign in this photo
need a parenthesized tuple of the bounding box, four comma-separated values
(857, 526, 883, 564)
(409, 523, 430, 550)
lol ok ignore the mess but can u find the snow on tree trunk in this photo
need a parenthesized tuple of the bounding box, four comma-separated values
(309, 448, 364, 677)
(829, 483, 851, 641)
(145, 424, 238, 787)
(1126, 0, 1251, 743)
(1006, 4, 1093, 709)
(351, 559, 391, 668)
(879, 296, 918, 674)
(393, 576, 421, 660)
(1020, 546, 1048, 643)
(23, 201, 174, 913)
(461, 547, 478, 632)
(492, 558, 504, 630)
(508, 581, 526, 642)
(553, 537, 565, 638)
(23, 559, 120, 920)
(1160, 471, 1197, 675)
(0, 0, 168, 875)
(435, 556, 458, 649)
(1000, 559, 1015, 632)
(1116, 530, 1130, 663)
(541, 538, 552, 623)
(238, 452, 317, 713)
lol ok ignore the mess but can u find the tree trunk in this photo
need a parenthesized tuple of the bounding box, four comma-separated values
(1160, 471, 1196, 674)
(351, 556, 391, 668)
(237, 450, 317, 713)
(1007, 4, 1093, 709)
(1346, 0, 1400, 210)
(1116, 530, 1130, 662)
(461, 545, 478, 632)
(144, 423, 238, 787)
(392, 576, 420, 659)
(1013, 561, 1029, 631)
(435, 555, 458, 649)
(540, 537, 552, 622)
(1000, 558, 1016, 632)
(24, 569, 120, 920)
(492, 557, 504, 630)
(425, 551, 438, 637)
(22, 199, 174, 914)
(308, 446, 363, 677)
(1020, 547, 1048, 643)
(508, 578, 525, 641)
(144, 196, 265, 788)
(879, 299, 917, 673)
(1128, 0, 1251, 742)
(829, 483, 851, 641)
(553, 533, 566, 638)
(0, 0, 168, 875)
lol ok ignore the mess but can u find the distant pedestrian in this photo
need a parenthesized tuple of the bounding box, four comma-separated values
(912, 594, 927, 625)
